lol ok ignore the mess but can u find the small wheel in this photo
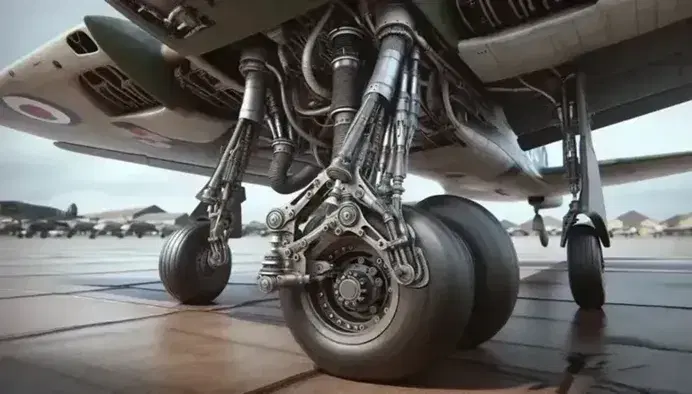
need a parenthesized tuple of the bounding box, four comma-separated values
(539, 229, 549, 247)
(417, 195, 519, 349)
(280, 205, 475, 382)
(39, 230, 49, 239)
(567, 227, 605, 310)
(159, 221, 231, 305)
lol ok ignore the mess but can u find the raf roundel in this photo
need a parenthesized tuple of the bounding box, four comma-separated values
(111, 121, 173, 149)
(1, 94, 80, 125)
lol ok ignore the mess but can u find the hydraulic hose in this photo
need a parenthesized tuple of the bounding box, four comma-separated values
(301, 4, 334, 100)
(267, 138, 321, 194)
(266, 61, 330, 148)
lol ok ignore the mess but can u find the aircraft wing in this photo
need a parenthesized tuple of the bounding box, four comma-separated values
(0, 17, 316, 189)
(539, 151, 692, 192)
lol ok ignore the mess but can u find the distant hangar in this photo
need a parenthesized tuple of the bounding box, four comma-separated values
(85, 205, 165, 222)
(84, 205, 190, 228)
(135, 212, 190, 227)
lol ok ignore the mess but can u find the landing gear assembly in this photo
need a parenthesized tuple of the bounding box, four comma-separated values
(525, 69, 609, 310)
(157, 2, 519, 382)
(557, 71, 609, 310)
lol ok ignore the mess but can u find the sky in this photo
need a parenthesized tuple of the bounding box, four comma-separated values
(1, 0, 692, 224)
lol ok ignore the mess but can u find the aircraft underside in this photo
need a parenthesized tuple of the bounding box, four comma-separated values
(4, 0, 692, 384)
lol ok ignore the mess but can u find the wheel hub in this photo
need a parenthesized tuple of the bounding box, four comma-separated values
(306, 240, 394, 335)
(335, 261, 384, 312)
(337, 277, 361, 301)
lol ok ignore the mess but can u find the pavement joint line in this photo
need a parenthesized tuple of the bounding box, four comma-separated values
(71, 291, 278, 313)
(517, 296, 692, 310)
(0, 269, 158, 278)
(244, 369, 321, 394)
(165, 326, 308, 358)
(0, 281, 163, 301)
(0, 310, 182, 343)
(209, 297, 280, 312)
(70, 292, 207, 311)
(492, 336, 692, 355)
(446, 354, 557, 389)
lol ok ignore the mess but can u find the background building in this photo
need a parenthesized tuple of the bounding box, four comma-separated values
(661, 212, 692, 235)
(616, 210, 663, 236)
(136, 212, 190, 227)
(85, 205, 165, 222)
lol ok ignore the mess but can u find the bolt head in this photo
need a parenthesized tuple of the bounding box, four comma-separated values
(266, 210, 284, 229)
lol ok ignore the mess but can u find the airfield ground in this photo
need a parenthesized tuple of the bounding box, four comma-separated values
(0, 236, 690, 393)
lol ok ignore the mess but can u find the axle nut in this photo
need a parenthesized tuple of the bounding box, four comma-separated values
(266, 209, 284, 230)
(257, 276, 276, 294)
(338, 204, 359, 227)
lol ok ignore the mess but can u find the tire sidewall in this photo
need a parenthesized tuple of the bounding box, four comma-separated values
(416, 194, 520, 348)
(279, 205, 474, 381)
(159, 221, 231, 304)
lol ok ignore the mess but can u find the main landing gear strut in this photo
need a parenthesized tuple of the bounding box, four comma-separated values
(531, 71, 608, 310)
(557, 71, 609, 310)
(157, 2, 520, 382)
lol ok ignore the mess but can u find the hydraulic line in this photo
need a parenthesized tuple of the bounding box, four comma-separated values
(301, 4, 334, 100)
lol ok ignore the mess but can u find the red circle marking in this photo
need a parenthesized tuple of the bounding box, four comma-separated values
(18, 104, 57, 120)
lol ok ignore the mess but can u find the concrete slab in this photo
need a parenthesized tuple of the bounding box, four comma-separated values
(77, 283, 277, 312)
(521, 263, 692, 308)
(2, 236, 692, 393)
(0, 277, 98, 298)
(0, 313, 314, 393)
(0, 294, 172, 340)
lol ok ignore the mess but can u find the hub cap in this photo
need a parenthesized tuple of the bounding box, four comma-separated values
(303, 236, 398, 338)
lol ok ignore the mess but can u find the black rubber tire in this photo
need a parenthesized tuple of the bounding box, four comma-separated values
(539, 230, 549, 247)
(567, 227, 605, 310)
(279, 205, 475, 382)
(417, 195, 519, 349)
(159, 221, 231, 305)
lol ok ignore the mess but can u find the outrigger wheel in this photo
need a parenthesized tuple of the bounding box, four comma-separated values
(159, 221, 231, 305)
(566, 226, 605, 310)
(533, 214, 549, 247)
(279, 205, 475, 382)
(417, 195, 520, 349)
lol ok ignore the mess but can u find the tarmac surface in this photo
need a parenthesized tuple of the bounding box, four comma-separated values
(0, 235, 691, 393)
